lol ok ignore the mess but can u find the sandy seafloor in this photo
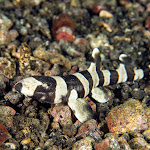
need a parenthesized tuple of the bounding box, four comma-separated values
(0, 0, 150, 149)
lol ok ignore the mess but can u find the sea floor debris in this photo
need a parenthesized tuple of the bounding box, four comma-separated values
(0, 0, 150, 149)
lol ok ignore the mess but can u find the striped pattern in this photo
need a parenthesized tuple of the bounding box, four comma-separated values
(80, 70, 93, 92)
(32, 76, 57, 103)
(63, 75, 85, 98)
(87, 62, 99, 87)
(101, 70, 111, 86)
(15, 48, 149, 106)
(14, 48, 149, 123)
(73, 72, 89, 97)
(116, 64, 128, 83)
(96, 70, 104, 86)
(125, 66, 135, 81)
(15, 61, 149, 104)
(51, 76, 68, 103)
(109, 70, 118, 85)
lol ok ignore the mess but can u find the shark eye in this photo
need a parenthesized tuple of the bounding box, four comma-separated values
(15, 83, 22, 93)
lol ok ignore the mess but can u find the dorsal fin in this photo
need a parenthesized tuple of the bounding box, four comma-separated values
(92, 48, 101, 70)
(119, 54, 132, 65)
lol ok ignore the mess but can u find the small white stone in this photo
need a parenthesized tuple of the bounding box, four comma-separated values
(5, 142, 17, 149)
(99, 10, 113, 18)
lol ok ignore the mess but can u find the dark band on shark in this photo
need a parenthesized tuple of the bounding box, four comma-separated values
(63, 75, 85, 98)
(80, 70, 93, 92)
(124, 66, 135, 81)
(31, 76, 57, 103)
(96, 70, 104, 86)
(109, 70, 119, 85)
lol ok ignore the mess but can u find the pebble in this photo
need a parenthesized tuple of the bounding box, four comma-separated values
(145, 17, 150, 29)
(0, 57, 16, 79)
(44, 138, 54, 148)
(59, 40, 86, 57)
(0, 13, 13, 30)
(86, 34, 110, 49)
(0, 124, 8, 142)
(128, 137, 148, 149)
(9, 29, 19, 41)
(13, 116, 40, 132)
(0, 116, 14, 128)
(21, 127, 30, 137)
(65, 137, 76, 148)
(117, 137, 131, 150)
(131, 131, 144, 139)
(72, 137, 95, 150)
(0, 13, 18, 45)
(107, 98, 148, 134)
(33, 45, 71, 71)
(50, 104, 73, 127)
(97, 21, 112, 32)
(18, 43, 31, 74)
(142, 128, 150, 141)
(113, 35, 131, 42)
(143, 30, 150, 40)
(35, 147, 42, 150)
(73, 38, 87, 46)
(44, 64, 60, 76)
(146, 3, 150, 12)
(20, 26, 28, 35)
(81, 0, 95, 9)
(87, 98, 96, 112)
(94, 134, 120, 150)
(38, 110, 50, 132)
(25, 105, 37, 118)
(71, 0, 81, 7)
(30, 59, 51, 75)
(0, 106, 16, 116)
(21, 138, 31, 145)
(14, 0, 44, 6)
(0, 29, 11, 45)
(92, 5, 106, 14)
(64, 46, 84, 57)
(5, 142, 17, 150)
(4, 91, 23, 105)
(99, 10, 113, 18)
(50, 122, 60, 130)
(38, 18, 51, 39)
(131, 88, 145, 100)
(63, 124, 77, 137)
(0, 74, 8, 94)
(145, 107, 150, 127)
(75, 119, 102, 140)
(144, 85, 150, 95)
